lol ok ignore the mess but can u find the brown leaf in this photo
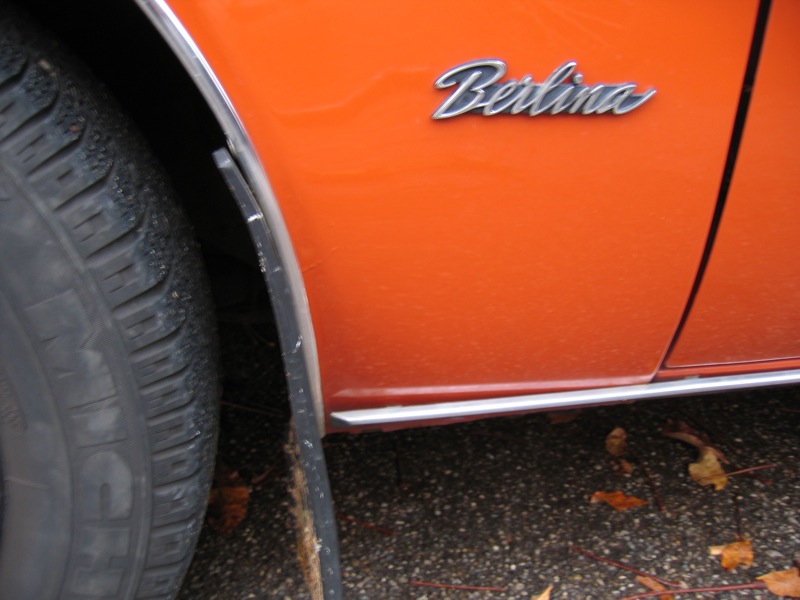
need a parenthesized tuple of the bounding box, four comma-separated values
(757, 567, 800, 597)
(635, 575, 671, 600)
(531, 584, 553, 600)
(689, 447, 728, 490)
(207, 486, 250, 536)
(590, 490, 647, 511)
(662, 419, 729, 463)
(663, 420, 731, 490)
(207, 462, 250, 536)
(606, 427, 628, 458)
(709, 539, 754, 571)
(619, 458, 635, 475)
(661, 419, 711, 449)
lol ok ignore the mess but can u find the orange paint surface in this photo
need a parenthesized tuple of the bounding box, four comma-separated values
(668, 0, 800, 367)
(168, 1, 758, 412)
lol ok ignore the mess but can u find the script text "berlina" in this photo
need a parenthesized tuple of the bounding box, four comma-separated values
(433, 59, 655, 119)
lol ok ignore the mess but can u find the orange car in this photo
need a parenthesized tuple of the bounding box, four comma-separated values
(0, 0, 797, 598)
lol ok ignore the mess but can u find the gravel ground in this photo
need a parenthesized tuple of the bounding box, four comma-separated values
(178, 321, 800, 599)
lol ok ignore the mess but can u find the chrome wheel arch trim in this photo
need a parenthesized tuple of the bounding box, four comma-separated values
(330, 369, 800, 429)
(135, 0, 325, 435)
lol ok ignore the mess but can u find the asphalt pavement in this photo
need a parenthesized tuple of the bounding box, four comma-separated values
(178, 321, 800, 599)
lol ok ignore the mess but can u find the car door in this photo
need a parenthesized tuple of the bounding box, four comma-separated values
(168, 0, 762, 414)
(666, 0, 800, 371)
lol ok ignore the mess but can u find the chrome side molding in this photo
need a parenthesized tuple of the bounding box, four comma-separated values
(330, 369, 800, 429)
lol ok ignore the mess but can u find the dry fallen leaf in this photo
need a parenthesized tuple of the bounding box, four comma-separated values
(661, 419, 714, 451)
(605, 427, 635, 475)
(689, 447, 728, 490)
(709, 539, 754, 571)
(618, 458, 635, 475)
(663, 419, 730, 490)
(208, 486, 250, 535)
(590, 490, 647, 511)
(531, 584, 553, 600)
(635, 575, 670, 600)
(207, 462, 251, 536)
(757, 567, 800, 597)
(606, 427, 628, 457)
(662, 420, 730, 461)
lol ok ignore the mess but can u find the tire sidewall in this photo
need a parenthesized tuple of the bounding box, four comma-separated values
(0, 164, 151, 599)
(0, 9, 218, 599)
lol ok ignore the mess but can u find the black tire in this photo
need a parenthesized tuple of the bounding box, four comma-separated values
(0, 9, 218, 600)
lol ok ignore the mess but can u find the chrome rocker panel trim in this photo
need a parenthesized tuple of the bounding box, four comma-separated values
(330, 369, 800, 429)
(135, 0, 324, 436)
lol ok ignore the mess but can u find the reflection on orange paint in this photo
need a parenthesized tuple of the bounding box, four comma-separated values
(167, 0, 759, 414)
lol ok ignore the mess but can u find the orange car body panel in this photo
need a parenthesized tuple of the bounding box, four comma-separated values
(667, 0, 800, 367)
(167, 0, 772, 417)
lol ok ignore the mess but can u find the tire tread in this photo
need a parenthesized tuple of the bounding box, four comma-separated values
(0, 8, 217, 600)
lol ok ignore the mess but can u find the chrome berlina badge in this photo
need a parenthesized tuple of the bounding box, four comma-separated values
(432, 59, 655, 119)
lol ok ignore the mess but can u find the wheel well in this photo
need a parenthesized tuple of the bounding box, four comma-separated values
(21, 0, 273, 322)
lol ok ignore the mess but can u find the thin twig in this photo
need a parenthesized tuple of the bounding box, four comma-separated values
(696, 463, 777, 484)
(409, 580, 507, 592)
(220, 400, 283, 417)
(635, 458, 665, 512)
(571, 546, 682, 588)
(251, 463, 284, 486)
(337, 513, 395, 536)
(725, 463, 777, 479)
(619, 581, 766, 599)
